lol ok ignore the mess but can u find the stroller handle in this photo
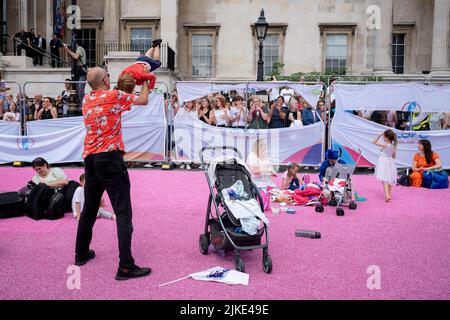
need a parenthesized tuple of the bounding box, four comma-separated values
(200, 146, 242, 164)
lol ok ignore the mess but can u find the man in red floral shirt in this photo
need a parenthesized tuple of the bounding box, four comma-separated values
(75, 67, 151, 281)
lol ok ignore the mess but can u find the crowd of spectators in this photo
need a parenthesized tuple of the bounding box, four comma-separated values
(0, 77, 83, 122)
(2, 67, 449, 131)
(352, 109, 450, 131)
(175, 87, 325, 130)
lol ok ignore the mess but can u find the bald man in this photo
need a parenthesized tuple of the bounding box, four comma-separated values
(75, 67, 152, 281)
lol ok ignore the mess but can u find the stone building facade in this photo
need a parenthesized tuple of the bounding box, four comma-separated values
(2, 0, 450, 80)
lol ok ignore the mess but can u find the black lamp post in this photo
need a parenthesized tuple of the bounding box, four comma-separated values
(255, 9, 269, 81)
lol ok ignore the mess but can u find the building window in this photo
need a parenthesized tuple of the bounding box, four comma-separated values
(79, 29, 96, 67)
(263, 34, 279, 77)
(192, 34, 212, 77)
(325, 34, 348, 75)
(131, 28, 152, 53)
(392, 33, 405, 74)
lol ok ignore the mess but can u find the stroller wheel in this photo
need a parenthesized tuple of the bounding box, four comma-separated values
(235, 256, 245, 273)
(349, 202, 357, 210)
(329, 200, 337, 207)
(199, 234, 209, 255)
(315, 205, 324, 213)
(263, 254, 273, 274)
(336, 208, 345, 216)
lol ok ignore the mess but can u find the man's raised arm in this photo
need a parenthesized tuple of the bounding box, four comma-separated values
(134, 81, 150, 106)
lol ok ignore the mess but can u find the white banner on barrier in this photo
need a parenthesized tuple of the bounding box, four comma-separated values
(173, 109, 324, 165)
(331, 109, 450, 169)
(26, 92, 166, 135)
(334, 83, 450, 112)
(0, 93, 166, 164)
(0, 121, 21, 136)
(0, 125, 86, 164)
(177, 82, 324, 110)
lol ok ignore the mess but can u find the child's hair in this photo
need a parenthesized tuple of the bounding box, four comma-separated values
(384, 129, 398, 146)
(287, 163, 300, 177)
(117, 73, 136, 94)
(79, 173, 85, 183)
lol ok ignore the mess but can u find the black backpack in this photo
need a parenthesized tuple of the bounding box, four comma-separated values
(397, 172, 411, 187)
(26, 183, 55, 220)
(46, 192, 66, 220)
(61, 181, 80, 213)
(18, 181, 37, 208)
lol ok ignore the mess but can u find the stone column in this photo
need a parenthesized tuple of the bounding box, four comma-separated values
(103, 0, 120, 43)
(373, 0, 394, 75)
(431, 0, 450, 75)
(160, 0, 178, 64)
(20, 0, 28, 30)
(46, 0, 53, 40)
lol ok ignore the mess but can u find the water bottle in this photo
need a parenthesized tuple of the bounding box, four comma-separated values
(295, 229, 321, 239)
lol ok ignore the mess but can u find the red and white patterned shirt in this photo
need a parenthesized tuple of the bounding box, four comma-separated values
(82, 89, 136, 158)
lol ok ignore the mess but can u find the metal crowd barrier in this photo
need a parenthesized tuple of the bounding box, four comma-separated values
(328, 78, 450, 168)
(3, 77, 448, 167)
(0, 81, 24, 135)
(170, 80, 328, 167)
(4, 81, 169, 164)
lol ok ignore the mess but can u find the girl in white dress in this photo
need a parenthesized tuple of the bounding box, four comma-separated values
(372, 129, 398, 202)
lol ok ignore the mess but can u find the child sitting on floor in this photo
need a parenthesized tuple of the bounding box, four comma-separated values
(281, 163, 301, 190)
(117, 39, 162, 93)
(72, 173, 116, 221)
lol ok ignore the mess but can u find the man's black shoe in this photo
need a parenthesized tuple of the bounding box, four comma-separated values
(152, 39, 163, 48)
(115, 265, 151, 281)
(74, 250, 96, 266)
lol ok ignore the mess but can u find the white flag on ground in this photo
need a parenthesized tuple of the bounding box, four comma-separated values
(159, 267, 249, 287)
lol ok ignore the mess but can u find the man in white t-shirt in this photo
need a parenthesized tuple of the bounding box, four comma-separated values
(279, 87, 295, 106)
(72, 173, 116, 221)
(268, 76, 281, 102)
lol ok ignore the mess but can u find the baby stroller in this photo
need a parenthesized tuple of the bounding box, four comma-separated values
(315, 149, 362, 216)
(199, 146, 272, 274)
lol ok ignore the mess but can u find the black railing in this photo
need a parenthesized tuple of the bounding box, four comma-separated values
(0, 29, 7, 54)
(167, 45, 175, 71)
(8, 35, 71, 67)
(97, 42, 175, 71)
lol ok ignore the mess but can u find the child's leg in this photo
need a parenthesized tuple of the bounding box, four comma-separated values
(383, 182, 390, 201)
(388, 184, 393, 198)
(144, 46, 161, 72)
(289, 177, 300, 190)
(145, 47, 155, 58)
(145, 46, 161, 61)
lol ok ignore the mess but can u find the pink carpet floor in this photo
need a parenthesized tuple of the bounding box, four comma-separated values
(0, 167, 449, 300)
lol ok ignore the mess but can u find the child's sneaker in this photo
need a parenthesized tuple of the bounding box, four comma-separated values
(152, 39, 163, 48)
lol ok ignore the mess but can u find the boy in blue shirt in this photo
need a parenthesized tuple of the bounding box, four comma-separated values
(319, 149, 346, 182)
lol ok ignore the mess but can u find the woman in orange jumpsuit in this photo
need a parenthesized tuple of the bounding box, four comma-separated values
(410, 140, 443, 187)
